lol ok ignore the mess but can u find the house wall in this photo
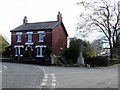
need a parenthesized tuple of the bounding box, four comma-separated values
(11, 25, 67, 57)
(52, 24, 67, 56)
(11, 30, 52, 57)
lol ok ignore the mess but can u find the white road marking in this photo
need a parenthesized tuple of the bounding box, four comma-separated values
(32, 66, 57, 88)
(51, 83, 56, 87)
(51, 73, 56, 88)
(0, 71, 2, 72)
(52, 79, 56, 82)
(45, 74, 48, 76)
(32, 66, 47, 75)
(40, 82, 47, 87)
(3, 65, 6, 69)
(31, 66, 48, 88)
(51, 73, 55, 76)
(43, 79, 48, 82)
(44, 74, 48, 78)
(44, 76, 48, 79)
(52, 77, 56, 79)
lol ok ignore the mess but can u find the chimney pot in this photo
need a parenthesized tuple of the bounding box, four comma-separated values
(57, 11, 62, 21)
(23, 16, 28, 24)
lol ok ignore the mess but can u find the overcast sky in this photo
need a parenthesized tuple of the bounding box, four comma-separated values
(1, 0, 117, 43)
(0, 0, 84, 43)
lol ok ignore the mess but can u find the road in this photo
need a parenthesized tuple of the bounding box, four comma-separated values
(40, 65, 119, 88)
(2, 62, 44, 88)
(2, 62, 119, 89)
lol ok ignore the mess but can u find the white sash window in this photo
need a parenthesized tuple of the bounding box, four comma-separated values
(16, 32, 22, 42)
(35, 45, 46, 57)
(14, 45, 24, 56)
(38, 31, 45, 42)
(27, 32, 33, 42)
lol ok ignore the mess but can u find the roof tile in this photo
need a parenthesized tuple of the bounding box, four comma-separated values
(11, 21, 60, 31)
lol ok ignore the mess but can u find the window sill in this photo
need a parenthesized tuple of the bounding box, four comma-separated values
(25, 42, 33, 45)
(15, 55, 18, 57)
(17, 41, 21, 42)
(38, 40, 44, 42)
(20, 55, 23, 57)
(15, 55, 23, 57)
(36, 55, 43, 57)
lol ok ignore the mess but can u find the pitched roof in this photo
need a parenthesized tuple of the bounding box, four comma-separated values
(11, 21, 61, 32)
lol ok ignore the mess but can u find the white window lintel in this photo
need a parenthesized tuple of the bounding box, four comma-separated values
(14, 45, 24, 48)
(16, 32, 22, 35)
(35, 45, 46, 48)
(38, 31, 44, 33)
(26, 32, 33, 34)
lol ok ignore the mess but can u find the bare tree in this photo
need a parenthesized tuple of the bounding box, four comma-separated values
(77, 0, 120, 59)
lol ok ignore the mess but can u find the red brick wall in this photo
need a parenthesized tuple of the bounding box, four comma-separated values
(11, 30, 52, 57)
(52, 24, 67, 56)
(11, 25, 67, 57)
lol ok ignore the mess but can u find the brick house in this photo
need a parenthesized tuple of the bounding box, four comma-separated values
(10, 12, 68, 63)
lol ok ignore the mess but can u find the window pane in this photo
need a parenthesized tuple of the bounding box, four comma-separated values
(28, 34, 32, 42)
(20, 47, 23, 55)
(39, 33, 44, 42)
(16, 47, 19, 55)
(17, 34, 21, 42)
(37, 47, 40, 55)
(42, 47, 45, 56)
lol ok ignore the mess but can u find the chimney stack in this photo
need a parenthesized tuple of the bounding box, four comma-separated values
(23, 16, 28, 24)
(57, 11, 62, 21)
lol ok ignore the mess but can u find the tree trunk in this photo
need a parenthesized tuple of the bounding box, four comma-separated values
(110, 47, 114, 59)
(109, 40, 114, 59)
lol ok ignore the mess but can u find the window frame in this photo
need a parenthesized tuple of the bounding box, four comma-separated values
(16, 32, 22, 42)
(14, 45, 24, 56)
(35, 45, 46, 57)
(27, 32, 33, 42)
(38, 31, 45, 42)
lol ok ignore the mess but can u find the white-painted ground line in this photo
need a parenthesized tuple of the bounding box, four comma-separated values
(0, 71, 2, 72)
(52, 77, 56, 79)
(51, 83, 56, 87)
(52, 79, 56, 82)
(43, 79, 48, 82)
(44, 74, 48, 79)
(51, 74, 55, 76)
(32, 66, 48, 88)
(44, 76, 48, 79)
(3, 65, 6, 69)
(32, 66, 47, 75)
(41, 82, 47, 87)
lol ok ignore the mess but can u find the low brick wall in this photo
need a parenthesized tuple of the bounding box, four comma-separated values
(84, 57, 108, 67)
(108, 59, 120, 66)
(1, 57, 48, 65)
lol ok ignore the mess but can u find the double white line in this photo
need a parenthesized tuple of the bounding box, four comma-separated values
(51, 74, 56, 87)
(40, 74, 48, 87)
(41, 73, 56, 87)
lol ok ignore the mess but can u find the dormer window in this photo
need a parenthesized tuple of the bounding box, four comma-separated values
(16, 32, 22, 42)
(27, 32, 33, 42)
(38, 31, 45, 42)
